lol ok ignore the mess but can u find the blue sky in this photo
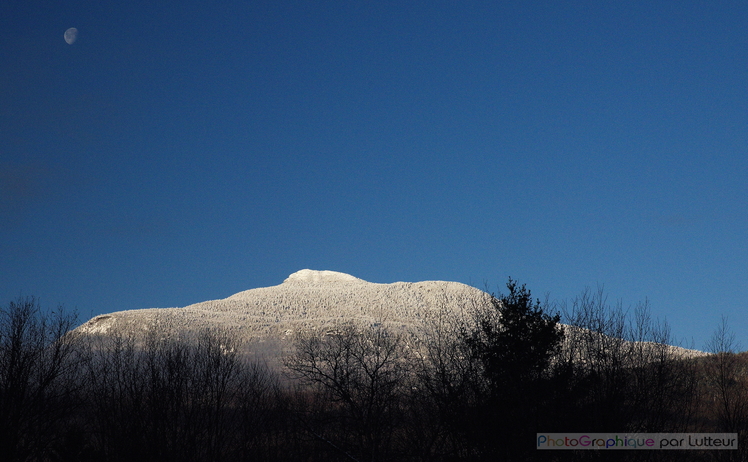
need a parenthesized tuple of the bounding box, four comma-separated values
(1, 1, 746, 350)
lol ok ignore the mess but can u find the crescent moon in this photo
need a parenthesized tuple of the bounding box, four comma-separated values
(64, 28, 78, 45)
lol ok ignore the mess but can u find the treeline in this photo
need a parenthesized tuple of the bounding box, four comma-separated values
(0, 284, 746, 462)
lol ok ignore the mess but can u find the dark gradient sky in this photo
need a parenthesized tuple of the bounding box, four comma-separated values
(1, 1, 746, 349)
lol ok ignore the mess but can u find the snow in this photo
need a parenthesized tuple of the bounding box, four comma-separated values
(283, 269, 364, 284)
(75, 270, 485, 343)
(74, 269, 705, 360)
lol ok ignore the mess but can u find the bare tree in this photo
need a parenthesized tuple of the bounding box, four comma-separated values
(85, 327, 254, 462)
(285, 323, 409, 461)
(560, 287, 701, 437)
(0, 296, 85, 461)
(409, 291, 488, 460)
(705, 317, 747, 435)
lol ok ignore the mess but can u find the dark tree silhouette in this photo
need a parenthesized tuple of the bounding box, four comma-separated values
(0, 285, 732, 462)
(84, 328, 259, 462)
(463, 278, 564, 461)
(703, 317, 748, 461)
(285, 323, 409, 461)
(467, 278, 564, 386)
(0, 296, 84, 462)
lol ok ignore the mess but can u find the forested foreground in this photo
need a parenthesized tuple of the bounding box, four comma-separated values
(2, 283, 747, 462)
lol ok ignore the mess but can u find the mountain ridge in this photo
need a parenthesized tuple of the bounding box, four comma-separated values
(76, 269, 488, 343)
(75, 269, 706, 360)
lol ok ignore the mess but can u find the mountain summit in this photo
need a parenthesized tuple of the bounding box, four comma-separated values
(283, 269, 364, 284)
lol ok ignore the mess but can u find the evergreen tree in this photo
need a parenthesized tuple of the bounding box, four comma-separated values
(464, 278, 564, 461)
(469, 278, 563, 387)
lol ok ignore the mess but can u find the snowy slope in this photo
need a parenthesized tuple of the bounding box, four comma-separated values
(76, 269, 705, 360)
(76, 269, 489, 343)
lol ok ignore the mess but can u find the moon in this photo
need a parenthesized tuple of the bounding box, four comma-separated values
(64, 28, 78, 45)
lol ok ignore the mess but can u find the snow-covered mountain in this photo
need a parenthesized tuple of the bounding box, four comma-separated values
(76, 269, 489, 343)
(76, 269, 705, 360)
